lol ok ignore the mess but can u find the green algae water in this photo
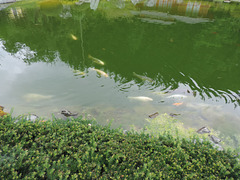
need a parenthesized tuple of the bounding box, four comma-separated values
(0, 0, 240, 148)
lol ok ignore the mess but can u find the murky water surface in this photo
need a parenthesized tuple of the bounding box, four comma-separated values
(0, 0, 240, 147)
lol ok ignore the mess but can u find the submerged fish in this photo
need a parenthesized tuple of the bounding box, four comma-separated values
(61, 109, 78, 117)
(169, 113, 181, 117)
(91, 68, 108, 77)
(173, 102, 183, 106)
(148, 112, 159, 119)
(166, 94, 187, 99)
(23, 93, 53, 102)
(197, 126, 211, 134)
(71, 34, 77, 40)
(152, 91, 169, 96)
(133, 72, 153, 82)
(88, 55, 104, 65)
(73, 70, 85, 76)
(209, 135, 221, 144)
(128, 96, 153, 102)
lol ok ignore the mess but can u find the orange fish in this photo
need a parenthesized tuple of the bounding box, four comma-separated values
(173, 102, 183, 106)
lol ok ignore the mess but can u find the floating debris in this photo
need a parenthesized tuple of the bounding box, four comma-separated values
(71, 34, 77, 40)
(209, 135, 221, 144)
(88, 54, 104, 65)
(61, 109, 78, 117)
(197, 126, 211, 134)
(128, 96, 153, 102)
(169, 113, 180, 117)
(148, 112, 159, 119)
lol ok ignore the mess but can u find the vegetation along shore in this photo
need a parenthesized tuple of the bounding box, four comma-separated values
(1, 113, 240, 179)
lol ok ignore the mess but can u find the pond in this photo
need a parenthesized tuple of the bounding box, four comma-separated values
(0, 0, 240, 148)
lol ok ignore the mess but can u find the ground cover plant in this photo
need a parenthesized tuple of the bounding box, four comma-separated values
(1, 114, 240, 179)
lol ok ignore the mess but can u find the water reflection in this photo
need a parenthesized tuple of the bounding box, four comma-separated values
(0, 0, 240, 147)
(0, 0, 239, 104)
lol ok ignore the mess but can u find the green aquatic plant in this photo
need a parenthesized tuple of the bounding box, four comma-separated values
(145, 113, 201, 140)
(144, 113, 240, 151)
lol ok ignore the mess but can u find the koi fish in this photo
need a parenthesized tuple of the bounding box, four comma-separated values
(133, 72, 153, 82)
(173, 102, 183, 106)
(71, 34, 77, 40)
(167, 94, 187, 99)
(88, 55, 104, 65)
(148, 112, 159, 119)
(23, 93, 53, 102)
(209, 135, 221, 144)
(61, 109, 78, 117)
(197, 126, 211, 134)
(91, 68, 108, 77)
(128, 96, 153, 102)
(73, 70, 85, 76)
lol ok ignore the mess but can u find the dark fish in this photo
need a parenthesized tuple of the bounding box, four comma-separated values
(209, 135, 221, 144)
(169, 113, 180, 117)
(148, 112, 159, 119)
(61, 109, 78, 117)
(197, 126, 211, 134)
(193, 91, 197, 97)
